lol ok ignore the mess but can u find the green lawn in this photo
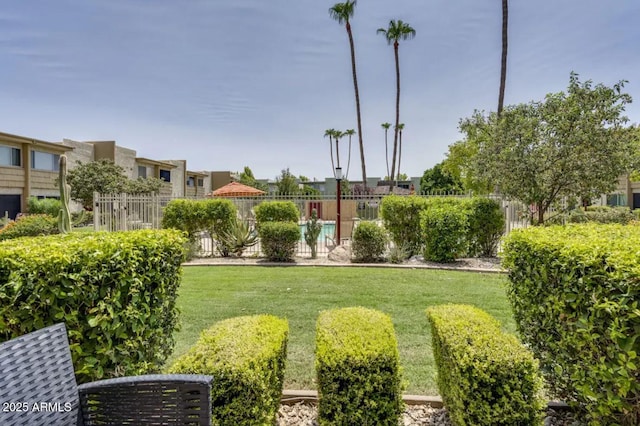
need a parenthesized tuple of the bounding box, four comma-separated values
(167, 266, 513, 395)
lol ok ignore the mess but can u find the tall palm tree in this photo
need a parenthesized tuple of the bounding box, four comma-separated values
(377, 20, 415, 188)
(497, 0, 508, 116)
(324, 128, 337, 177)
(395, 123, 405, 182)
(344, 129, 356, 178)
(381, 122, 391, 180)
(330, 1, 367, 189)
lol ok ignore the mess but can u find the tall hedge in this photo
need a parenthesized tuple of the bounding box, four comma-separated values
(0, 230, 187, 384)
(351, 221, 388, 263)
(169, 315, 289, 426)
(258, 221, 300, 262)
(465, 197, 504, 257)
(162, 198, 236, 240)
(502, 224, 640, 424)
(380, 195, 428, 256)
(315, 307, 404, 425)
(421, 204, 468, 262)
(427, 304, 544, 426)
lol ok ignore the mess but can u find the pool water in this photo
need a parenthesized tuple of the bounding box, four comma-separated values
(299, 222, 335, 242)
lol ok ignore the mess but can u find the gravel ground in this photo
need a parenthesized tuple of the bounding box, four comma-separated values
(277, 403, 583, 425)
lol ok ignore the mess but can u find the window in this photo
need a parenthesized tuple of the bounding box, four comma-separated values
(0, 145, 21, 167)
(197, 178, 204, 187)
(187, 176, 195, 187)
(31, 150, 59, 171)
(138, 165, 147, 179)
(159, 169, 171, 182)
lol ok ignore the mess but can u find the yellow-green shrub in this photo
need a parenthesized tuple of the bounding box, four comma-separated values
(0, 214, 59, 240)
(426, 304, 544, 426)
(380, 195, 428, 256)
(258, 221, 300, 261)
(315, 307, 404, 425)
(502, 224, 640, 424)
(352, 221, 388, 262)
(169, 315, 289, 426)
(254, 201, 299, 225)
(0, 229, 187, 383)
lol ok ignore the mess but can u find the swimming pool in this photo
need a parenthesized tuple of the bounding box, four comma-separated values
(299, 221, 335, 243)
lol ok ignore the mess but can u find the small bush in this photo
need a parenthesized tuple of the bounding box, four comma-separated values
(466, 197, 504, 257)
(315, 307, 404, 426)
(27, 197, 62, 216)
(421, 205, 468, 262)
(380, 195, 428, 256)
(169, 315, 289, 426)
(502, 224, 640, 424)
(0, 229, 187, 384)
(426, 304, 544, 426)
(0, 214, 59, 241)
(254, 201, 299, 226)
(258, 221, 300, 261)
(351, 221, 387, 263)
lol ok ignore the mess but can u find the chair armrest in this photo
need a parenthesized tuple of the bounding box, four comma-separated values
(77, 374, 212, 426)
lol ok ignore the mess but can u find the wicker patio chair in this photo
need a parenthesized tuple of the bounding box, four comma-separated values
(0, 323, 213, 426)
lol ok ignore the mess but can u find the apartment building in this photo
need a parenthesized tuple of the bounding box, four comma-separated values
(0, 131, 74, 219)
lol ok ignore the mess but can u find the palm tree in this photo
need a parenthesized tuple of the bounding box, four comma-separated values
(498, 0, 508, 116)
(395, 123, 405, 182)
(377, 20, 415, 188)
(324, 128, 337, 177)
(344, 129, 355, 178)
(334, 130, 344, 168)
(329, 1, 367, 189)
(381, 122, 391, 180)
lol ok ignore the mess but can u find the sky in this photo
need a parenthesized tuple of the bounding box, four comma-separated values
(1, 0, 639, 182)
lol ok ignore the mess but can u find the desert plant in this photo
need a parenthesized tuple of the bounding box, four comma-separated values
(218, 219, 258, 257)
(58, 154, 72, 233)
(304, 209, 323, 259)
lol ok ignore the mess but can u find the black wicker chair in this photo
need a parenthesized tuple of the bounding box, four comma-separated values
(0, 323, 212, 426)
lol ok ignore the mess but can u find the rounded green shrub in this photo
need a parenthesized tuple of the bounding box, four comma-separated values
(0, 214, 59, 241)
(27, 197, 62, 216)
(421, 205, 468, 262)
(351, 221, 387, 263)
(258, 221, 300, 261)
(169, 315, 289, 426)
(316, 307, 404, 425)
(502, 224, 640, 424)
(466, 197, 504, 257)
(380, 195, 428, 256)
(254, 201, 299, 226)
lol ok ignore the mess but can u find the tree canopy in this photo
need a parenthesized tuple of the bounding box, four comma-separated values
(463, 73, 635, 223)
(67, 160, 162, 209)
(238, 166, 268, 191)
(420, 162, 463, 194)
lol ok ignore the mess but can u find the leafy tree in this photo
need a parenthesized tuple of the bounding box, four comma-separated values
(276, 168, 299, 195)
(67, 160, 164, 209)
(238, 166, 268, 191)
(420, 162, 463, 194)
(442, 138, 494, 194)
(330, 1, 367, 189)
(67, 160, 129, 209)
(377, 19, 416, 188)
(467, 73, 634, 224)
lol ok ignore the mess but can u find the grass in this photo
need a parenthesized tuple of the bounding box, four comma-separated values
(167, 265, 513, 395)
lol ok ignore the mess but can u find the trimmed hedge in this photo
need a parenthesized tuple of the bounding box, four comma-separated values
(466, 197, 504, 257)
(258, 221, 300, 262)
(351, 221, 388, 263)
(0, 214, 59, 240)
(0, 229, 187, 384)
(421, 204, 468, 262)
(426, 304, 544, 426)
(169, 315, 289, 426)
(27, 197, 62, 216)
(380, 195, 428, 256)
(315, 307, 404, 425)
(502, 224, 640, 424)
(254, 201, 299, 225)
(162, 198, 236, 240)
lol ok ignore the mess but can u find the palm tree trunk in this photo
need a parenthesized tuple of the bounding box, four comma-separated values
(329, 135, 335, 176)
(390, 41, 400, 188)
(346, 22, 367, 190)
(335, 138, 341, 168)
(498, 0, 508, 116)
(397, 129, 402, 181)
(346, 135, 352, 177)
(384, 129, 390, 179)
